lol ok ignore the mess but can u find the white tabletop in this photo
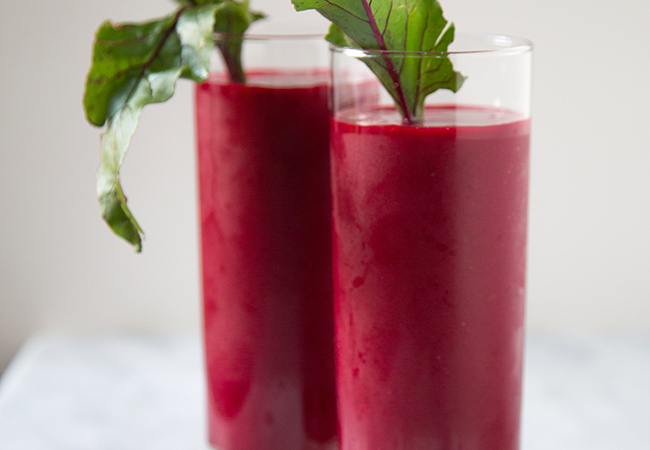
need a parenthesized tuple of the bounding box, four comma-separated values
(0, 333, 648, 450)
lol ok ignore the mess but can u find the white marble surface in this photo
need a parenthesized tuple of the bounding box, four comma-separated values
(521, 335, 650, 450)
(0, 333, 648, 450)
(0, 335, 208, 450)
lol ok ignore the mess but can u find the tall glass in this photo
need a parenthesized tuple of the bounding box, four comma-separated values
(195, 35, 337, 450)
(330, 35, 533, 450)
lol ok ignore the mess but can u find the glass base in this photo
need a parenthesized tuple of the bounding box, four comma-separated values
(208, 439, 338, 450)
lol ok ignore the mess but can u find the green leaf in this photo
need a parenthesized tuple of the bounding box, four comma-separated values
(172, 0, 220, 6)
(293, 0, 465, 123)
(86, 5, 219, 251)
(323, 23, 347, 47)
(177, 5, 224, 81)
(213, 0, 266, 83)
(84, 14, 180, 127)
(85, 1, 264, 251)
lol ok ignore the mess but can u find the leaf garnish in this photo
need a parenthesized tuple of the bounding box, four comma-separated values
(84, 1, 263, 251)
(292, 0, 465, 124)
(213, 0, 266, 83)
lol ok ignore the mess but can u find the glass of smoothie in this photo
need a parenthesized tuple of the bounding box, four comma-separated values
(329, 34, 533, 450)
(195, 34, 336, 450)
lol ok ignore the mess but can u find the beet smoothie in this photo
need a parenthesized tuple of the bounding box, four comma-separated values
(195, 71, 336, 450)
(330, 106, 530, 450)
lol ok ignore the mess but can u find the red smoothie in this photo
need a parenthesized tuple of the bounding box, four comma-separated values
(330, 106, 530, 450)
(195, 71, 337, 450)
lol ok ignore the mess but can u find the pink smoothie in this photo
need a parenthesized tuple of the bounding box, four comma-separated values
(330, 106, 530, 450)
(195, 71, 336, 450)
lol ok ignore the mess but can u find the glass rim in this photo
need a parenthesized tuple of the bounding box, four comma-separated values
(212, 32, 325, 41)
(330, 33, 533, 56)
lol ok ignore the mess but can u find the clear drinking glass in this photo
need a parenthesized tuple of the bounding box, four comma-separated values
(195, 34, 337, 450)
(329, 34, 533, 450)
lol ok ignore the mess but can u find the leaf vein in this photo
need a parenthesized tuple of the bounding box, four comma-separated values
(321, 0, 370, 24)
(116, 8, 187, 119)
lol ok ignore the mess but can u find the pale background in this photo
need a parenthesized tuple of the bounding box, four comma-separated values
(0, 0, 648, 372)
